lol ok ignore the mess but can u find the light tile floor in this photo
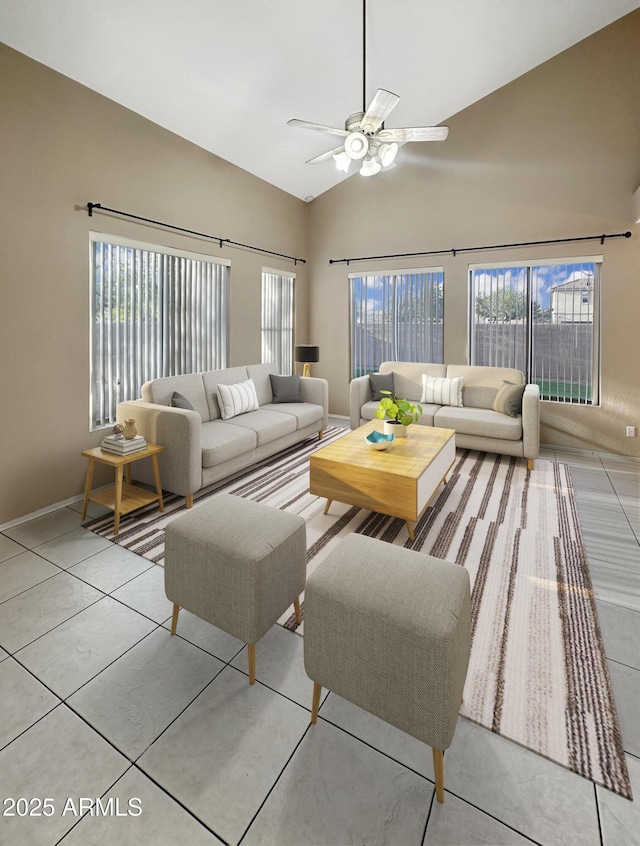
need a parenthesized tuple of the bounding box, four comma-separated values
(0, 439, 638, 846)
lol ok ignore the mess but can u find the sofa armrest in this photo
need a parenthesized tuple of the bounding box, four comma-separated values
(117, 400, 202, 496)
(349, 375, 372, 430)
(299, 377, 329, 430)
(521, 384, 540, 460)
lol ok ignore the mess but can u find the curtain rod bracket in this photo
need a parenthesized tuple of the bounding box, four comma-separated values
(87, 202, 101, 217)
(452, 248, 456, 257)
(601, 234, 606, 245)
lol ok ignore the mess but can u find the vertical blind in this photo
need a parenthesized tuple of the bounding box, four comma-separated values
(90, 234, 229, 428)
(261, 268, 294, 375)
(350, 268, 444, 377)
(470, 257, 600, 404)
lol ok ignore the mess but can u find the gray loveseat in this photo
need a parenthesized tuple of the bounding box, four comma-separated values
(350, 362, 540, 468)
(118, 363, 328, 506)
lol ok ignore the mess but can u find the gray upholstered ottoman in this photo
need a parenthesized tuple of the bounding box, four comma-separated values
(303, 533, 471, 803)
(165, 493, 306, 684)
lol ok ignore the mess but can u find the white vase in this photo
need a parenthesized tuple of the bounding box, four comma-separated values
(384, 420, 407, 438)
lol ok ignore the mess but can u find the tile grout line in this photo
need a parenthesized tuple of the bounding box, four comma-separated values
(236, 721, 315, 845)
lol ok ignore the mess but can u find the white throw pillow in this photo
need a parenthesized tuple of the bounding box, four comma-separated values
(421, 374, 464, 407)
(216, 378, 259, 420)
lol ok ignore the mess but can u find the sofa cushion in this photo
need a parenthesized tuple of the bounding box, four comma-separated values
(217, 379, 260, 420)
(247, 363, 279, 406)
(493, 381, 526, 417)
(379, 361, 446, 403)
(269, 374, 303, 403)
(421, 374, 464, 407)
(142, 373, 210, 421)
(171, 391, 196, 412)
(445, 365, 524, 410)
(201, 421, 258, 467)
(263, 402, 323, 429)
(226, 408, 297, 446)
(434, 406, 522, 441)
(202, 367, 250, 420)
(369, 372, 395, 402)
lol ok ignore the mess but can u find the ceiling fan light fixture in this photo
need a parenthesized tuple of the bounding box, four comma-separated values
(344, 131, 369, 160)
(333, 150, 352, 173)
(378, 141, 399, 167)
(360, 155, 381, 177)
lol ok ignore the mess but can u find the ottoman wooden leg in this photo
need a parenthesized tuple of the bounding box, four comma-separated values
(248, 643, 256, 684)
(170, 604, 180, 635)
(311, 681, 322, 723)
(294, 597, 302, 624)
(433, 748, 445, 803)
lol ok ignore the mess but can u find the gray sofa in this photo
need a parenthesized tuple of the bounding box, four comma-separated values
(350, 362, 540, 468)
(118, 363, 328, 506)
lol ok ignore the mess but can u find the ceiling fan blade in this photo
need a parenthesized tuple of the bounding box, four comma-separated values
(361, 89, 400, 132)
(378, 126, 449, 143)
(287, 118, 349, 138)
(306, 145, 345, 165)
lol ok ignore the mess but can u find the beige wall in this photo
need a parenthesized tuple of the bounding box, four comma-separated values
(308, 11, 640, 456)
(0, 44, 309, 524)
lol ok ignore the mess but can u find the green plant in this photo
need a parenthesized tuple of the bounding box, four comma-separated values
(375, 390, 423, 427)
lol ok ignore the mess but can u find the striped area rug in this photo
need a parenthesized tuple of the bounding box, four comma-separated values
(87, 426, 631, 798)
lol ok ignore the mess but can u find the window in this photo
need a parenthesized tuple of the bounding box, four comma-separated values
(261, 268, 294, 375)
(350, 268, 444, 378)
(470, 257, 601, 404)
(90, 233, 229, 428)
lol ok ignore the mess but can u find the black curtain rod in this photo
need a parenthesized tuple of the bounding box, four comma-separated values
(329, 230, 633, 266)
(86, 202, 307, 265)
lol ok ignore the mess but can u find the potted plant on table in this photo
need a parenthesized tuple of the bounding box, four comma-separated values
(375, 390, 423, 438)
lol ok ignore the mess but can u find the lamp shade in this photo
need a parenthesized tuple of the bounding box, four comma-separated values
(333, 150, 352, 174)
(360, 155, 381, 177)
(344, 131, 369, 161)
(294, 345, 320, 363)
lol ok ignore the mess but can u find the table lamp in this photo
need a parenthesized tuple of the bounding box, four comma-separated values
(295, 345, 320, 377)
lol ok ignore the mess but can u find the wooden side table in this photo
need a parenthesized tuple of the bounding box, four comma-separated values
(81, 443, 165, 535)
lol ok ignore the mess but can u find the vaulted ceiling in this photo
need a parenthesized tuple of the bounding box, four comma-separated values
(2, 1, 639, 200)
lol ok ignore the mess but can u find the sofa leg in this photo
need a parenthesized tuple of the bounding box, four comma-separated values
(527, 459, 534, 471)
(294, 597, 302, 624)
(185, 494, 193, 508)
(318, 430, 323, 440)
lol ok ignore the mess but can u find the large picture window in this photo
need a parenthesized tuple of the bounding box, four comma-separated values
(261, 268, 294, 375)
(350, 268, 444, 378)
(470, 257, 601, 404)
(90, 233, 229, 428)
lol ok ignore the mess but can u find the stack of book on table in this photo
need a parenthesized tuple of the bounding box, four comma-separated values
(101, 434, 147, 455)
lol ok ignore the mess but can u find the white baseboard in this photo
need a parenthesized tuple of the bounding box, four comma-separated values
(0, 485, 111, 532)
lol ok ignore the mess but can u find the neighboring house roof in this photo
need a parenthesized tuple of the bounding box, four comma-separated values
(550, 273, 594, 293)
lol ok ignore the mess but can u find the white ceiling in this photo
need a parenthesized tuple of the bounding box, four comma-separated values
(2, 0, 639, 200)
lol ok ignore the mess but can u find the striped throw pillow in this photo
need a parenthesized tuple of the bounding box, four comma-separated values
(421, 374, 464, 407)
(216, 378, 260, 420)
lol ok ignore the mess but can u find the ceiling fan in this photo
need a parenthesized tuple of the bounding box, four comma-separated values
(287, 1, 449, 177)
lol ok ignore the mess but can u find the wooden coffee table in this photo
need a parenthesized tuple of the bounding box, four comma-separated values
(310, 420, 456, 540)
